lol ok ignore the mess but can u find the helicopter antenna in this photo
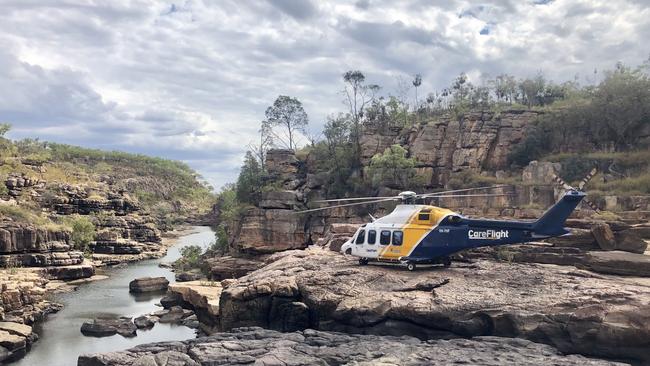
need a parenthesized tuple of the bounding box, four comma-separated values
(369, 213, 377, 222)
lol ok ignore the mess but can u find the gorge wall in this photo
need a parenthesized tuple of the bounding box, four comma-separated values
(222, 110, 649, 256)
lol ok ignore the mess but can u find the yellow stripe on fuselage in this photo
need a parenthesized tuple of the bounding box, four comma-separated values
(378, 206, 455, 260)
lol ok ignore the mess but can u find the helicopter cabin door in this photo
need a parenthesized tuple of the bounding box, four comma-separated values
(354, 228, 379, 258)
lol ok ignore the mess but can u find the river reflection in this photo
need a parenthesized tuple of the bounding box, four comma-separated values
(14, 226, 215, 366)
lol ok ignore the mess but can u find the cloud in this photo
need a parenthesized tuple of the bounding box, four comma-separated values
(0, 0, 648, 189)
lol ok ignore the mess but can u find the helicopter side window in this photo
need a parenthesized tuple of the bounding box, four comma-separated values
(380, 230, 391, 245)
(367, 230, 376, 244)
(355, 230, 366, 245)
(392, 231, 403, 246)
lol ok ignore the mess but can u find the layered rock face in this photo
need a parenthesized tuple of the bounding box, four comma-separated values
(89, 215, 164, 264)
(219, 248, 650, 363)
(0, 222, 94, 280)
(361, 110, 537, 186)
(77, 327, 624, 366)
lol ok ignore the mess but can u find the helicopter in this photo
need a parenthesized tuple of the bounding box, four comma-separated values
(298, 169, 597, 271)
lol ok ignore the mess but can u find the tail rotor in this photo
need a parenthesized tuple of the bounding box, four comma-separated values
(551, 166, 600, 212)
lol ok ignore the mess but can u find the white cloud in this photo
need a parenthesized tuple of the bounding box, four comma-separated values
(0, 0, 648, 189)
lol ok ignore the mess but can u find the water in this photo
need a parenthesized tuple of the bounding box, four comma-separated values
(14, 226, 215, 366)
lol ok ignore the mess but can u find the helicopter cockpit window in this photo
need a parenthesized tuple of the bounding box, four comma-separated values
(367, 230, 376, 244)
(355, 230, 365, 245)
(392, 230, 403, 246)
(380, 230, 391, 245)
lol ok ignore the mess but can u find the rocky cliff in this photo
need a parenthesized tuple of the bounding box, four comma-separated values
(220, 109, 649, 257)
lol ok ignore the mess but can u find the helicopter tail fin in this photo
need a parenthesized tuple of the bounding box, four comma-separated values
(532, 191, 585, 237)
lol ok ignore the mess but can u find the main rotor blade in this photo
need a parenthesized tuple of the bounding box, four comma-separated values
(578, 167, 598, 191)
(425, 193, 514, 199)
(418, 184, 510, 198)
(551, 173, 573, 191)
(582, 197, 600, 212)
(314, 196, 397, 203)
(294, 197, 398, 214)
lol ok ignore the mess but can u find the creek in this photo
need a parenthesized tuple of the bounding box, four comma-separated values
(13, 226, 215, 366)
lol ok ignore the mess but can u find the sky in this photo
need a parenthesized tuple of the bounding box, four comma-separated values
(1, 0, 648, 190)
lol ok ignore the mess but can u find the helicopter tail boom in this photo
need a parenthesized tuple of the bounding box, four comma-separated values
(531, 190, 585, 237)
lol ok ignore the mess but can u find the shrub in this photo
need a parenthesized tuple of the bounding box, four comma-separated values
(68, 215, 95, 252)
(177, 245, 203, 271)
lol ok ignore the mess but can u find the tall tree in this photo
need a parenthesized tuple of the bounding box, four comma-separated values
(263, 95, 308, 151)
(248, 123, 273, 169)
(342, 70, 380, 161)
(412, 74, 422, 110)
(236, 151, 263, 204)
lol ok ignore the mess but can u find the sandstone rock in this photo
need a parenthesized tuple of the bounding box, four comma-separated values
(128, 277, 169, 293)
(219, 248, 650, 363)
(168, 281, 221, 327)
(77, 327, 624, 366)
(158, 306, 193, 323)
(522, 161, 562, 184)
(175, 271, 202, 282)
(160, 292, 184, 309)
(204, 256, 262, 280)
(613, 230, 648, 254)
(592, 223, 616, 250)
(80, 318, 137, 337)
(583, 251, 650, 277)
(133, 315, 156, 329)
(259, 190, 299, 209)
(231, 208, 307, 254)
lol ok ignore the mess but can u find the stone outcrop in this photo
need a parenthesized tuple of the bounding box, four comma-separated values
(218, 248, 650, 363)
(128, 277, 169, 293)
(203, 256, 263, 280)
(0, 269, 63, 334)
(230, 208, 307, 254)
(90, 215, 165, 264)
(44, 184, 140, 216)
(0, 321, 37, 363)
(167, 281, 221, 331)
(360, 110, 538, 187)
(0, 222, 94, 281)
(80, 318, 137, 338)
(77, 327, 624, 366)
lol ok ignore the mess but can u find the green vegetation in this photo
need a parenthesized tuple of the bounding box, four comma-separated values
(367, 145, 418, 189)
(0, 126, 215, 223)
(236, 152, 263, 205)
(65, 215, 95, 252)
(176, 245, 203, 271)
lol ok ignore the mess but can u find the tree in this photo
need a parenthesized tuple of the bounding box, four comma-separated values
(263, 95, 308, 151)
(0, 123, 10, 137)
(412, 74, 422, 110)
(591, 63, 650, 150)
(236, 151, 263, 204)
(342, 70, 380, 161)
(248, 123, 273, 169)
(367, 144, 417, 189)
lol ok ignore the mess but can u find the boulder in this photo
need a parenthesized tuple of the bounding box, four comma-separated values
(592, 223, 616, 250)
(613, 230, 648, 254)
(158, 306, 193, 324)
(584, 251, 650, 277)
(77, 327, 625, 366)
(133, 315, 156, 329)
(204, 256, 262, 280)
(80, 318, 137, 337)
(128, 277, 169, 293)
(167, 281, 221, 327)
(175, 271, 202, 282)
